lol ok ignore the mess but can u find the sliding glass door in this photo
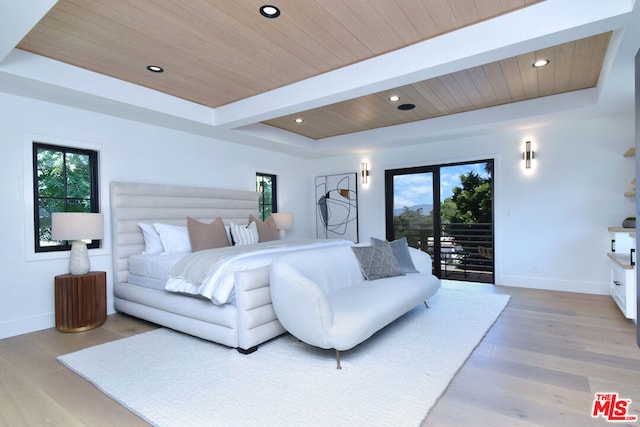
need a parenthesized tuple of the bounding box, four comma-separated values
(385, 169, 439, 265)
(385, 160, 494, 283)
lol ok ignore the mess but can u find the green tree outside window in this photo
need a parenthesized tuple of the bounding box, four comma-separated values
(33, 143, 99, 252)
(256, 173, 277, 221)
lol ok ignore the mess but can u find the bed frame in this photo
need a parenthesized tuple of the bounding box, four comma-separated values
(110, 181, 286, 352)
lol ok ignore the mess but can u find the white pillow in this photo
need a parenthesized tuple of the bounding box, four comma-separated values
(153, 223, 191, 253)
(230, 222, 259, 246)
(138, 223, 163, 254)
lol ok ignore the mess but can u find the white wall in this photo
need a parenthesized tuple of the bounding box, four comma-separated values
(0, 91, 312, 339)
(1, 87, 634, 339)
(310, 113, 635, 295)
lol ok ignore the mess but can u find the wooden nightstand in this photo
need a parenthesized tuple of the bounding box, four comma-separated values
(54, 271, 107, 332)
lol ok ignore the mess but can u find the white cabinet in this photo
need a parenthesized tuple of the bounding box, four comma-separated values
(607, 228, 637, 321)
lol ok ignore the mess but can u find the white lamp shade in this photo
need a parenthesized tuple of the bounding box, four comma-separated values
(52, 212, 104, 241)
(271, 212, 293, 230)
(52, 212, 103, 275)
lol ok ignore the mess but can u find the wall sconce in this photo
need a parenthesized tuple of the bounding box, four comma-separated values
(360, 162, 370, 184)
(523, 141, 535, 169)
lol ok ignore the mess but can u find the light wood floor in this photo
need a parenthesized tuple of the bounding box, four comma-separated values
(1, 285, 639, 427)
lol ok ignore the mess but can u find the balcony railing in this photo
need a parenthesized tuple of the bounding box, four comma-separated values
(396, 222, 494, 282)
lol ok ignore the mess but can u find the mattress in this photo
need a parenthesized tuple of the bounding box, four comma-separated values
(127, 252, 188, 292)
(165, 239, 353, 304)
(126, 253, 221, 300)
(128, 252, 187, 281)
(127, 274, 167, 291)
(125, 239, 353, 306)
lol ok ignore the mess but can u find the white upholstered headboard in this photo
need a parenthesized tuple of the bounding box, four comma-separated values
(110, 181, 259, 284)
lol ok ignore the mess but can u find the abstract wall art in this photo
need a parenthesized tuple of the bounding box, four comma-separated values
(315, 172, 359, 242)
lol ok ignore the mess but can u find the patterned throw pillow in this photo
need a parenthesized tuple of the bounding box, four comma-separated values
(351, 244, 405, 281)
(371, 237, 418, 273)
(230, 222, 259, 246)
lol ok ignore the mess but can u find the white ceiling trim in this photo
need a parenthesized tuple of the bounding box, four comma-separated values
(0, 49, 214, 125)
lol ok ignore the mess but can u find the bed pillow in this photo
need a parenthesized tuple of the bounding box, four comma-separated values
(249, 214, 280, 242)
(138, 223, 164, 254)
(224, 225, 232, 246)
(153, 223, 191, 253)
(351, 244, 404, 280)
(187, 217, 230, 251)
(371, 237, 419, 273)
(230, 222, 259, 246)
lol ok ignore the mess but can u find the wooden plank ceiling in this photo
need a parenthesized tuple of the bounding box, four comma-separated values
(16, 0, 610, 140)
(266, 32, 612, 138)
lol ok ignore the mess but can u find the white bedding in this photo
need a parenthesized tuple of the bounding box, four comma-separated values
(128, 252, 188, 280)
(130, 239, 352, 305)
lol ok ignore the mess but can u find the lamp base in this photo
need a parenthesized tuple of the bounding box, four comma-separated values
(69, 240, 91, 275)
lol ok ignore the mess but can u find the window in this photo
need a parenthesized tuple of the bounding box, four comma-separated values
(385, 159, 494, 283)
(256, 173, 277, 220)
(33, 143, 100, 252)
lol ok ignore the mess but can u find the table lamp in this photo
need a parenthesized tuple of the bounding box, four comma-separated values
(270, 212, 293, 239)
(52, 212, 104, 275)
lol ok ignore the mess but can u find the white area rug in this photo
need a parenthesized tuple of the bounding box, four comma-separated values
(58, 285, 510, 427)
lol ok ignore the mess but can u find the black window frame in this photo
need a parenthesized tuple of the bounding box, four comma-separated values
(33, 142, 100, 253)
(256, 172, 278, 221)
(384, 159, 494, 283)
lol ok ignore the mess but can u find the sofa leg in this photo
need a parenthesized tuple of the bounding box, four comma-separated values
(335, 350, 342, 370)
(237, 345, 258, 354)
(424, 301, 430, 309)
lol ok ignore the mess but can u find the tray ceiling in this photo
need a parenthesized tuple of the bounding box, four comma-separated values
(265, 32, 611, 139)
(16, 0, 598, 140)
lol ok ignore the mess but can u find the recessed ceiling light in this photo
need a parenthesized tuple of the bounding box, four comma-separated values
(532, 59, 550, 68)
(294, 118, 304, 123)
(260, 5, 280, 18)
(146, 65, 164, 73)
(389, 95, 400, 102)
(397, 103, 415, 111)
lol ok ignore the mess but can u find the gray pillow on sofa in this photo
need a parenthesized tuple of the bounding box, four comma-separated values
(351, 244, 405, 281)
(371, 237, 419, 273)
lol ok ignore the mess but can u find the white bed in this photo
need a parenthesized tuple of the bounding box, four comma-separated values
(110, 181, 349, 353)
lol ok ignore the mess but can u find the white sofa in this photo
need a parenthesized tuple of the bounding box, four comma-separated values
(270, 242, 440, 368)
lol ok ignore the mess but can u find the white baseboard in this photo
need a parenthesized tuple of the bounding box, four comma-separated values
(0, 306, 117, 340)
(0, 313, 54, 340)
(497, 275, 609, 295)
